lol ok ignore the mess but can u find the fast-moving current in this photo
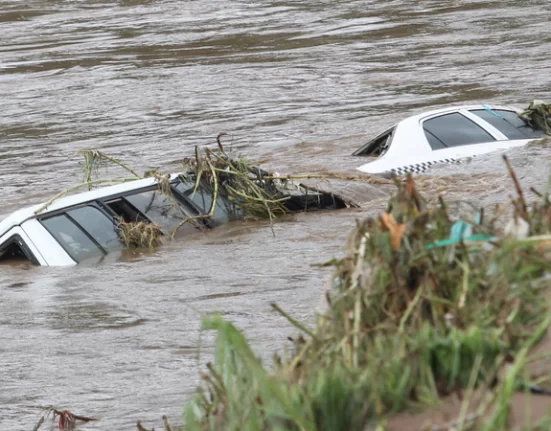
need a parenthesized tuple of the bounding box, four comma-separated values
(1, 1, 550, 428)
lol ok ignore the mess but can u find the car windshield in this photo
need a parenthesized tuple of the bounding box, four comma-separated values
(470, 109, 547, 140)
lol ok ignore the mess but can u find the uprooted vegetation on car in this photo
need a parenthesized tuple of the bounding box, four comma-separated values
(35, 135, 396, 249)
(522, 100, 551, 135)
(177, 156, 551, 431)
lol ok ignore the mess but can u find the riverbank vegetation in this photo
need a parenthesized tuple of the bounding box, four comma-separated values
(31, 105, 551, 429)
(179, 156, 551, 431)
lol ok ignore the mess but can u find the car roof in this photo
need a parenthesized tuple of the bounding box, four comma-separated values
(0, 173, 181, 238)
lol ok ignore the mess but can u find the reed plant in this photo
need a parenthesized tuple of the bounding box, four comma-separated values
(171, 135, 360, 236)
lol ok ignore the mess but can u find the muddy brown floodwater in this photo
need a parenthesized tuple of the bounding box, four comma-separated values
(1, 0, 551, 429)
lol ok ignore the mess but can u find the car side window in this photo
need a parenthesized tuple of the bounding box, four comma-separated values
(173, 178, 242, 224)
(41, 214, 104, 262)
(124, 189, 194, 233)
(67, 206, 122, 252)
(423, 113, 496, 149)
(470, 109, 547, 140)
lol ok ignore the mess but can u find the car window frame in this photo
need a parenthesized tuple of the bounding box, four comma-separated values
(97, 182, 201, 218)
(37, 183, 197, 225)
(117, 182, 205, 231)
(420, 109, 504, 150)
(66, 204, 124, 253)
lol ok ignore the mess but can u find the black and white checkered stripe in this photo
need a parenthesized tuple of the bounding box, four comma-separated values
(390, 158, 462, 176)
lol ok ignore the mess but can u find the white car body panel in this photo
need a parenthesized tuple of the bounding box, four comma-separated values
(358, 139, 531, 174)
(355, 105, 540, 175)
(21, 219, 76, 266)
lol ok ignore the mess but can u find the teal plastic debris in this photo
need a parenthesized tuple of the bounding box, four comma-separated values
(426, 216, 496, 250)
(482, 104, 505, 120)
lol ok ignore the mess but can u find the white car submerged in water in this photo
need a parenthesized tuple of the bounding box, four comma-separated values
(0, 175, 228, 267)
(353, 105, 547, 176)
(0, 172, 348, 267)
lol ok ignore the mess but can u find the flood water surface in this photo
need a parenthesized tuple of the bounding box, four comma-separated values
(1, 0, 551, 428)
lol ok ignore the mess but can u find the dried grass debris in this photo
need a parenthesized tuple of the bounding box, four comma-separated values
(33, 407, 97, 431)
(118, 219, 164, 248)
(522, 100, 551, 135)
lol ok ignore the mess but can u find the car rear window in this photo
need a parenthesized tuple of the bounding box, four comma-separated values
(423, 113, 496, 150)
(470, 109, 547, 140)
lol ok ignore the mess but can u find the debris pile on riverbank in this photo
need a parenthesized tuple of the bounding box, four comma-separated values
(183, 156, 551, 431)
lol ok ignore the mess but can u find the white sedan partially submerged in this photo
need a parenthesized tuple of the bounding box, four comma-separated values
(353, 104, 547, 176)
(0, 175, 222, 266)
(0, 173, 348, 267)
